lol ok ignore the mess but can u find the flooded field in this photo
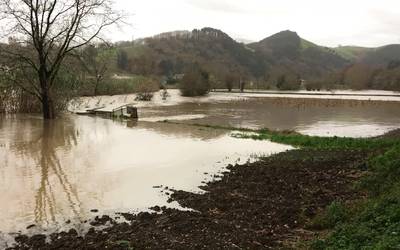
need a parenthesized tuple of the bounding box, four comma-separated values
(135, 91, 400, 137)
(2, 91, 400, 247)
(70, 90, 400, 137)
(0, 114, 291, 247)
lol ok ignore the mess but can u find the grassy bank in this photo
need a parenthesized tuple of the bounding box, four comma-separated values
(310, 144, 400, 249)
(234, 127, 400, 249)
(165, 121, 400, 249)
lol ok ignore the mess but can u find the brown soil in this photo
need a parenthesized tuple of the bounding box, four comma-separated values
(9, 148, 374, 250)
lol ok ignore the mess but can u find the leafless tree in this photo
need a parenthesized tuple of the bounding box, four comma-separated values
(79, 43, 116, 96)
(0, 0, 124, 119)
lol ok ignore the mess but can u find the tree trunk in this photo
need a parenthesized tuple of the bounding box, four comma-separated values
(94, 77, 101, 96)
(41, 92, 55, 119)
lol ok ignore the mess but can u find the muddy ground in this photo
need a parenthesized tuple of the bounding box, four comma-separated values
(9, 147, 376, 250)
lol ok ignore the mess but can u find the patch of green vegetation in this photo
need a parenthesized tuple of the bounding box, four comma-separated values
(94, 76, 152, 96)
(161, 121, 399, 151)
(310, 201, 349, 230)
(333, 46, 372, 61)
(233, 128, 398, 150)
(114, 240, 135, 250)
(300, 38, 317, 51)
(310, 145, 400, 250)
(164, 121, 400, 249)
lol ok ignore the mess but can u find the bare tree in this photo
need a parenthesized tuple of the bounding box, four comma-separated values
(79, 43, 116, 96)
(0, 0, 123, 119)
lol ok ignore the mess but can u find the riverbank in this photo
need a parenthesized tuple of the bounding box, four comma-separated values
(8, 128, 400, 250)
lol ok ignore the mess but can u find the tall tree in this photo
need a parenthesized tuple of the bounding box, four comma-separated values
(0, 0, 123, 119)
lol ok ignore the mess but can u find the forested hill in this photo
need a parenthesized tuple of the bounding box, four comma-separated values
(112, 27, 400, 90)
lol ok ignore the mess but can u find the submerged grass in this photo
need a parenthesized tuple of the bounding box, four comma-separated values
(234, 129, 398, 150)
(164, 121, 399, 150)
(162, 121, 400, 249)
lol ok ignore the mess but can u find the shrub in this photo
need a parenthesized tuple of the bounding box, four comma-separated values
(225, 74, 238, 92)
(276, 74, 301, 90)
(305, 80, 323, 91)
(179, 68, 210, 97)
(134, 78, 160, 101)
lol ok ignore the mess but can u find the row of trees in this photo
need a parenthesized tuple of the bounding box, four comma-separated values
(0, 0, 123, 119)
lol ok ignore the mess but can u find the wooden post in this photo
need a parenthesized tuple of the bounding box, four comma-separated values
(127, 106, 138, 119)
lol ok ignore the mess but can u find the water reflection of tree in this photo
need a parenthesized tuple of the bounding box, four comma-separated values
(7, 116, 83, 226)
(33, 118, 83, 226)
(34, 119, 82, 225)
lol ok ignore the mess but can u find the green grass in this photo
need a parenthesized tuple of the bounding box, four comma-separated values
(231, 127, 400, 249)
(114, 240, 135, 250)
(232, 128, 398, 150)
(162, 121, 399, 151)
(333, 46, 373, 61)
(162, 121, 400, 249)
(310, 201, 349, 230)
(310, 145, 400, 250)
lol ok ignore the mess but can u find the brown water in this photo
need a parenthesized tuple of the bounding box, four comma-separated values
(1, 94, 400, 247)
(0, 114, 291, 247)
(139, 97, 400, 137)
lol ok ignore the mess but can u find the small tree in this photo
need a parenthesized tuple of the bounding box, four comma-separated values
(276, 75, 286, 90)
(239, 79, 246, 92)
(0, 0, 123, 119)
(179, 68, 210, 97)
(225, 74, 235, 92)
(276, 74, 301, 90)
(80, 43, 116, 96)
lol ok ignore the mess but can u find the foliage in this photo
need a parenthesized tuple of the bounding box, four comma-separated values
(229, 126, 400, 249)
(304, 80, 323, 91)
(134, 78, 160, 101)
(276, 74, 302, 90)
(117, 49, 129, 71)
(224, 74, 238, 91)
(311, 145, 400, 249)
(93, 76, 152, 96)
(80, 44, 117, 96)
(310, 201, 348, 230)
(179, 67, 211, 97)
(114, 240, 134, 250)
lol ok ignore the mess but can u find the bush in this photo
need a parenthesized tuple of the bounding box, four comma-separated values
(276, 74, 301, 90)
(305, 80, 323, 91)
(135, 78, 159, 101)
(179, 68, 210, 97)
(225, 74, 238, 92)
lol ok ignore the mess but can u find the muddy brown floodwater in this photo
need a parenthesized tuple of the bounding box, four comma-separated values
(0, 114, 292, 248)
(1, 91, 400, 248)
(138, 92, 400, 137)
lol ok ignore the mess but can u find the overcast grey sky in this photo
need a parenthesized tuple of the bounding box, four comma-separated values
(111, 0, 400, 47)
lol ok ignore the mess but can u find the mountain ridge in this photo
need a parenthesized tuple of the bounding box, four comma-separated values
(114, 27, 400, 90)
